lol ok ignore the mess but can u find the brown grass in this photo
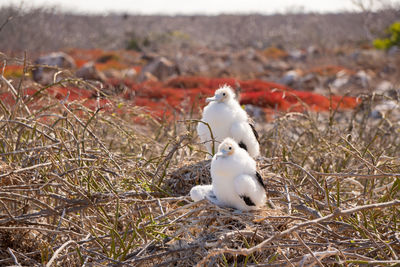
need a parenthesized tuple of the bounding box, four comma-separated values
(0, 56, 399, 266)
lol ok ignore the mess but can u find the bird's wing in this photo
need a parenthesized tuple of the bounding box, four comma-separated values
(233, 174, 258, 206)
(230, 122, 260, 157)
(255, 171, 266, 190)
(234, 174, 266, 207)
(249, 122, 259, 142)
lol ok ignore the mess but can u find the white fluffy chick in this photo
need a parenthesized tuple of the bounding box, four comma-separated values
(189, 138, 266, 210)
(211, 138, 266, 211)
(197, 85, 260, 158)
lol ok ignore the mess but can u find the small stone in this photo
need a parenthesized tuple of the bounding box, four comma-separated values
(76, 62, 106, 82)
(32, 52, 76, 85)
(137, 57, 180, 82)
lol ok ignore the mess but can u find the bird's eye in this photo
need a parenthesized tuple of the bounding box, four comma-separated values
(228, 146, 232, 150)
(223, 93, 226, 96)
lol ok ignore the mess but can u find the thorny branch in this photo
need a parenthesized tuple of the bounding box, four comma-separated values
(196, 200, 400, 266)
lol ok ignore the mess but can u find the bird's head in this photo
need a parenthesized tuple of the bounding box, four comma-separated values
(206, 85, 235, 103)
(215, 138, 237, 159)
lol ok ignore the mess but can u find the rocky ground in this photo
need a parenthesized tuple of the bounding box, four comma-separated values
(1, 43, 399, 122)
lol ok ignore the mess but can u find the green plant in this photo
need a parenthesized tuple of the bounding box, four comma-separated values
(126, 37, 143, 51)
(125, 31, 150, 51)
(373, 22, 400, 50)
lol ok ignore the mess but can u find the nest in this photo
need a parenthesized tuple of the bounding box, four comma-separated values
(165, 159, 211, 196)
(126, 198, 289, 266)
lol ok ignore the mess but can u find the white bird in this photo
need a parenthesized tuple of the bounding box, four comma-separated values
(197, 85, 260, 158)
(190, 138, 266, 211)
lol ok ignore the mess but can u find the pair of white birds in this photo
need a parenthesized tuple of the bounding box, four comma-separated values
(191, 85, 266, 211)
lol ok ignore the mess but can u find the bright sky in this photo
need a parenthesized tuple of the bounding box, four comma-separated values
(1, 0, 399, 14)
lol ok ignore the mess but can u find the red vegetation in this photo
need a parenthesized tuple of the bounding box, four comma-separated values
(58, 50, 361, 120)
(83, 98, 113, 111)
(0, 88, 37, 106)
(130, 76, 359, 120)
(47, 87, 94, 101)
(0, 74, 359, 122)
(68, 49, 141, 71)
(0, 49, 361, 123)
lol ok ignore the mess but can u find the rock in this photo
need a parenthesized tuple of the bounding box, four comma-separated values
(121, 68, 137, 79)
(369, 110, 383, 119)
(279, 69, 301, 86)
(388, 46, 400, 56)
(76, 62, 107, 82)
(376, 100, 399, 111)
(307, 45, 320, 56)
(177, 54, 209, 75)
(102, 68, 137, 80)
(350, 49, 385, 67)
(244, 104, 265, 121)
(331, 77, 348, 89)
(371, 100, 400, 119)
(226, 56, 264, 79)
(375, 80, 396, 97)
(141, 52, 160, 62)
(236, 48, 258, 61)
(265, 60, 290, 71)
(140, 72, 159, 82)
(382, 64, 397, 74)
(210, 58, 229, 73)
(376, 80, 393, 92)
(299, 73, 319, 91)
(354, 70, 371, 88)
(330, 70, 350, 89)
(288, 49, 306, 61)
(32, 52, 76, 85)
(137, 57, 180, 82)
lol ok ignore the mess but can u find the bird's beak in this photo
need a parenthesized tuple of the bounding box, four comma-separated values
(206, 96, 217, 103)
(215, 153, 223, 160)
(215, 149, 228, 159)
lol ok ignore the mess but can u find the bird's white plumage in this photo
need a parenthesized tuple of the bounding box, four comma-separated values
(197, 85, 260, 158)
(190, 138, 266, 211)
(190, 184, 213, 202)
(233, 174, 266, 207)
(211, 138, 265, 211)
(230, 121, 259, 158)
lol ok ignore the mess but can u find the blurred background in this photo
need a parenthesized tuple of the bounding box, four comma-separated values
(0, 0, 372, 15)
(0, 0, 399, 102)
(0, 0, 399, 53)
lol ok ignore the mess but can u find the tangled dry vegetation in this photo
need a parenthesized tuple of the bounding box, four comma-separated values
(0, 62, 400, 266)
